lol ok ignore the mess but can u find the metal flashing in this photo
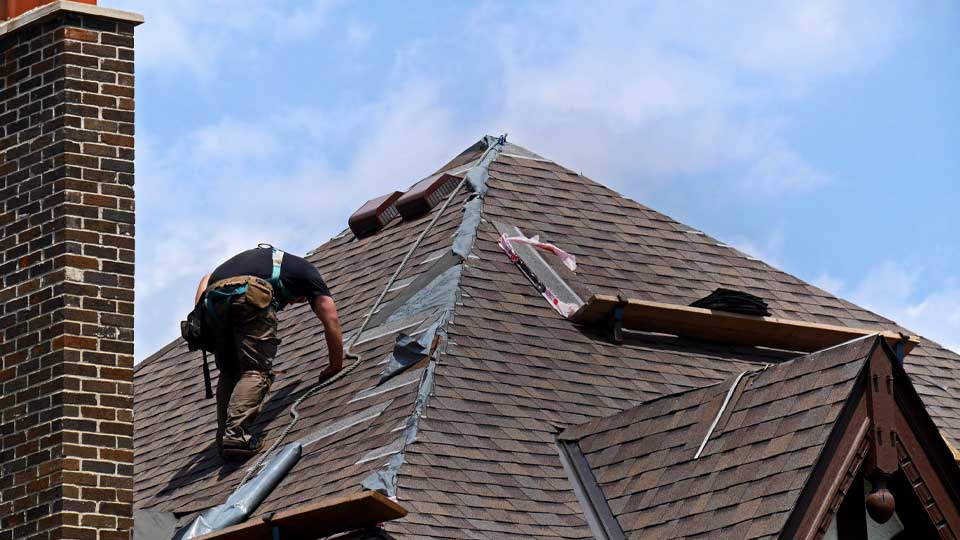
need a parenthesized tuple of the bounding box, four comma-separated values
(368, 252, 462, 328)
(378, 321, 440, 385)
(694, 370, 754, 459)
(174, 443, 302, 540)
(132, 509, 177, 540)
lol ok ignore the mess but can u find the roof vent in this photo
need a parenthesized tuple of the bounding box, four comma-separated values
(348, 191, 402, 238)
(396, 173, 461, 220)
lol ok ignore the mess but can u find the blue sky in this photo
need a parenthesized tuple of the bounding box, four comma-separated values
(110, 0, 960, 359)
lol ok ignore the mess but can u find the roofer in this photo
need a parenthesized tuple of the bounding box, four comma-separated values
(192, 244, 343, 457)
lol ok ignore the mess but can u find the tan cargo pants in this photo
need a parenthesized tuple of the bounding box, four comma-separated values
(204, 276, 281, 450)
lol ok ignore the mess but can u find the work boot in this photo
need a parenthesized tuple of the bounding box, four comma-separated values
(221, 436, 262, 457)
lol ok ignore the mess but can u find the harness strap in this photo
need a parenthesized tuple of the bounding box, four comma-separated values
(268, 248, 291, 308)
(204, 284, 249, 322)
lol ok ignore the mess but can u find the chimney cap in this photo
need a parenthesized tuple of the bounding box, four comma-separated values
(2, 0, 97, 21)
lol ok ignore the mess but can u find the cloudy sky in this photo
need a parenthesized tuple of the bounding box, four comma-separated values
(109, 0, 960, 359)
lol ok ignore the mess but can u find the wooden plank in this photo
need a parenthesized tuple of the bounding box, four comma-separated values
(196, 491, 407, 540)
(572, 295, 919, 354)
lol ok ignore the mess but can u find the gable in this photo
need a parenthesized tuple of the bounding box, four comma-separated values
(785, 339, 960, 540)
(559, 336, 960, 540)
(559, 336, 875, 539)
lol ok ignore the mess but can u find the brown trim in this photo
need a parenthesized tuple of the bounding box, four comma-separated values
(896, 409, 960, 536)
(194, 491, 407, 540)
(809, 438, 870, 540)
(865, 343, 898, 476)
(780, 383, 869, 540)
(834, 465, 868, 540)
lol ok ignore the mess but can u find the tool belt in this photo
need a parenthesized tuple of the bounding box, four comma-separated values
(205, 275, 274, 315)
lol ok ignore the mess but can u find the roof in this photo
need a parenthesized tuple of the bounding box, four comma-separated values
(558, 336, 876, 539)
(134, 136, 960, 539)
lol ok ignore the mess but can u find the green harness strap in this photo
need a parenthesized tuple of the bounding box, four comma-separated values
(204, 283, 248, 323)
(268, 247, 291, 309)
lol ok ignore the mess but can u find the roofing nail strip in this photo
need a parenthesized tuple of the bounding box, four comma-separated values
(356, 437, 406, 465)
(353, 316, 426, 346)
(349, 369, 424, 403)
(297, 400, 394, 448)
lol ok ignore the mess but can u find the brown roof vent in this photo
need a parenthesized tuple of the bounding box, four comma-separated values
(396, 173, 461, 219)
(2, 0, 96, 20)
(348, 191, 402, 238)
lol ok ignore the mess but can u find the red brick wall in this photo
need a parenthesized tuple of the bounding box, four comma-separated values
(1, 8, 137, 540)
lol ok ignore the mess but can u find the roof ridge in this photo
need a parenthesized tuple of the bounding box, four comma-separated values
(353, 135, 508, 498)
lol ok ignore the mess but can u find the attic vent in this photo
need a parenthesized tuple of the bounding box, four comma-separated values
(348, 191, 402, 238)
(690, 288, 770, 317)
(396, 173, 461, 219)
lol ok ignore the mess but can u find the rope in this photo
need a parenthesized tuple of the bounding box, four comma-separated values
(237, 137, 503, 485)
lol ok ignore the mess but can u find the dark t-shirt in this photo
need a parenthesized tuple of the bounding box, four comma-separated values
(210, 247, 331, 306)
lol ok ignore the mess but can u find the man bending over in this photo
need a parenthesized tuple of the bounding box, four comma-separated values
(193, 245, 343, 457)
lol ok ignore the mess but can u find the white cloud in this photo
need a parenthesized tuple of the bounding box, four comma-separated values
(811, 272, 845, 295)
(345, 21, 374, 47)
(844, 262, 960, 353)
(728, 228, 786, 269)
(134, 81, 467, 358)
(110, 0, 339, 79)
(478, 0, 907, 196)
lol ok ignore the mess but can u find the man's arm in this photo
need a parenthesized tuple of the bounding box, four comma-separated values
(194, 273, 211, 305)
(312, 295, 344, 381)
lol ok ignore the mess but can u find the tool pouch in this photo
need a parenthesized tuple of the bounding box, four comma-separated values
(181, 302, 213, 352)
(244, 277, 273, 309)
(181, 301, 216, 399)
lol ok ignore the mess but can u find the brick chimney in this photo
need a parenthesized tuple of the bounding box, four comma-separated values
(0, 2, 143, 540)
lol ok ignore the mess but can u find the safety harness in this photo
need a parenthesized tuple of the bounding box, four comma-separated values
(198, 245, 291, 398)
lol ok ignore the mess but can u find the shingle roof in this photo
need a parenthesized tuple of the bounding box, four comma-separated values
(560, 336, 876, 540)
(134, 136, 960, 539)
